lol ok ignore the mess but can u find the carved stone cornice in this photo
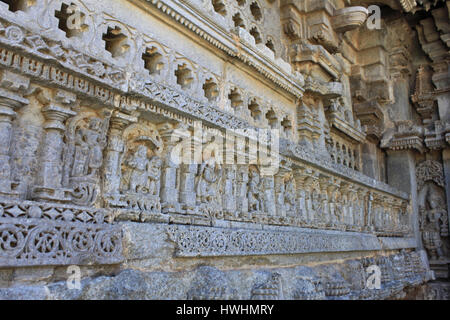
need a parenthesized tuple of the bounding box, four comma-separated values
(382, 120, 425, 153)
(354, 100, 384, 140)
(326, 100, 366, 143)
(331, 7, 369, 33)
(303, 78, 343, 99)
(291, 42, 341, 81)
(132, 0, 305, 98)
(424, 120, 448, 150)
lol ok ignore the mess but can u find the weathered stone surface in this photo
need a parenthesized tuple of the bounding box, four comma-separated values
(0, 0, 447, 300)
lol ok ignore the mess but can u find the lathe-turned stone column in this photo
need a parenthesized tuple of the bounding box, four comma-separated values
(318, 175, 331, 227)
(364, 191, 374, 232)
(274, 169, 288, 218)
(159, 122, 186, 213)
(236, 164, 249, 218)
(0, 71, 29, 198)
(103, 111, 137, 205)
(33, 91, 76, 202)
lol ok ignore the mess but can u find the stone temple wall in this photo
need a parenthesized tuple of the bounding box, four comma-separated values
(0, 0, 447, 300)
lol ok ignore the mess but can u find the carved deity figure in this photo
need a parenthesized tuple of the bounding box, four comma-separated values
(248, 168, 262, 213)
(420, 187, 448, 261)
(196, 160, 222, 204)
(420, 189, 448, 259)
(126, 145, 161, 195)
(71, 118, 107, 178)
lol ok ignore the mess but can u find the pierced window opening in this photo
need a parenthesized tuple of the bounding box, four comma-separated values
(142, 46, 164, 75)
(211, 0, 226, 16)
(203, 78, 219, 102)
(175, 63, 194, 89)
(265, 39, 275, 53)
(0, 0, 31, 12)
(228, 88, 243, 108)
(232, 13, 245, 29)
(248, 99, 262, 121)
(250, 27, 262, 44)
(102, 26, 130, 58)
(236, 0, 245, 6)
(281, 117, 292, 134)
(250, 2, 262, 21)
(265, 109, 278, 128)
(55, 3, 88, 38)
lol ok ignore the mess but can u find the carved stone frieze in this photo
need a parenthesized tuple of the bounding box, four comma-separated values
(167, 224, 383, 257)
(0, 198, 123, 267)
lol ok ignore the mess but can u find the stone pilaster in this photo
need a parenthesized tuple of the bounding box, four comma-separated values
(158, 122, 187, 213)
(103, 111, 138, 205)
(33, 91, 76, 203)
(0, 71, 30, 198)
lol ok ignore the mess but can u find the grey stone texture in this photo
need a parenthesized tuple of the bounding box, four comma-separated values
(0, 0, 447, 299)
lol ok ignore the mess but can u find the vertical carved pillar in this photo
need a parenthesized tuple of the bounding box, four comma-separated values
(319, 175, 331, 227)
(339, 182, 351, 228)
(365, 191, 374, 232)
(223, 165, 237, 217)
(293, 169, 307, 224)
(262, 175, 276, 218)
(274, 169, 287, 218)
(103, 111, 137, 204)
(159, 122, 186, 213)
(304, 176, 316, 225)
(33, 90, 76, 202)
(236, 164, 249, 218)
(0, 71, 29, 198)
(180, 164, 197, 214)
(355, 187, 365, 230)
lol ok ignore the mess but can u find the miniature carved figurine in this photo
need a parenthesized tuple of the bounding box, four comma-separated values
(71, 118, 107, 178)
(126, 145, 161, 195)
(248, 168, 262, 213)
(65, 115, 110, 206)
(420, 188, 448, 261)
(196, 159, 222, 204)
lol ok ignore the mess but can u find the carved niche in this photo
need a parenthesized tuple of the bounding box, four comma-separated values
(63, 109, 111, 206)
(118, 122, 163, 221)
(195, 149, 223, 219)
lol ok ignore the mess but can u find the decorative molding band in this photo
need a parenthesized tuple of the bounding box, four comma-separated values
(379, 237, 417, 250)
(167, 225, 384, 257)
(280, 141, 410, 200)
(0, 198, 123, 267)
